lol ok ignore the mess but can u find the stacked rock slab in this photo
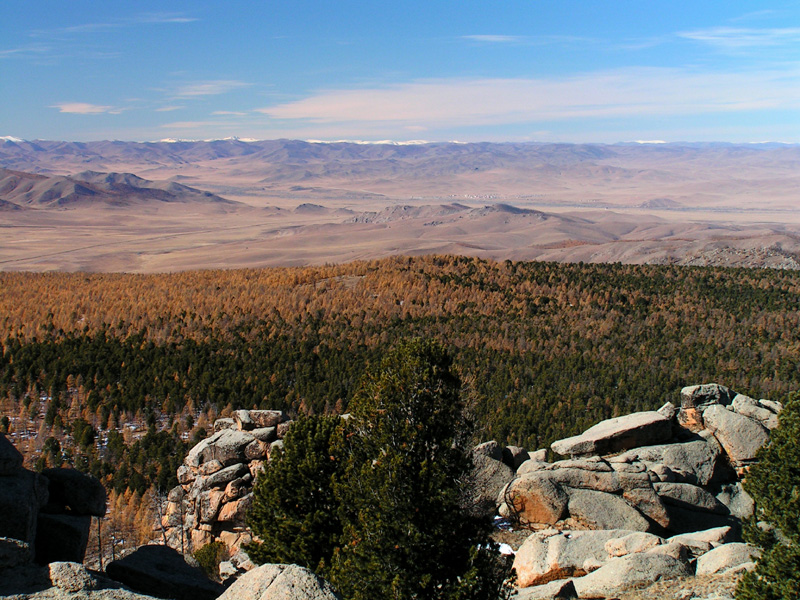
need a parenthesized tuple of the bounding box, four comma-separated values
(164, 409, 293, 554)
(500, 383, 781, 597)
(499, 384, 778, 536)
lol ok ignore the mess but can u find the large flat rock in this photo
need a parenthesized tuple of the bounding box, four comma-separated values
(551, 411, 672, 457)
(513, 529, 638, 588)
(572, 552, 691, 598)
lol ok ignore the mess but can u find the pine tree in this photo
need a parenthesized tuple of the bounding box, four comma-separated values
(736, 392, 800, 599)
(329, 338, 512, 600)
(245, 414, 342, 573)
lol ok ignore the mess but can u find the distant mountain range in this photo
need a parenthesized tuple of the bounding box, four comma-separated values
(2, 138, 797, 211)
(0, 167, 234, 209)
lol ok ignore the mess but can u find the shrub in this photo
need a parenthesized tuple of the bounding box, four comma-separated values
(736, 392, 800, 599)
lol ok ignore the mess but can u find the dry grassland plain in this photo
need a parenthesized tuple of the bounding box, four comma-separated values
(1, 141, 798, 272)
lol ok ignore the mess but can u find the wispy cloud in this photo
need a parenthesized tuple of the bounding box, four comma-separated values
(135, 13, 199, 24)
(462, 35, 524, 44)
(0, 44, 51, 59)
(155, 106, 184, 112)
(212, 111, 248, 116)
(678, 27, 800, 49)
(257, 67, 800, 127)
(174, 80, 252, 98)
(51, 103, 123, 115)
(31, 12, 197, 37)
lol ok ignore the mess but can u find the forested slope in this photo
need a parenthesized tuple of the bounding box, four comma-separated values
(1, 256, 799, 493)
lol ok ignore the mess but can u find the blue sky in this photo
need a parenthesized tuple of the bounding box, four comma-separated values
(2, 1, 799, 143)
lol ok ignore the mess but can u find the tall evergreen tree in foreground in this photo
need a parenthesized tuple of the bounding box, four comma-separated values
(736, 392, 800, 600)
(329, 338, 513, 600)
(245, 415, 342, 572)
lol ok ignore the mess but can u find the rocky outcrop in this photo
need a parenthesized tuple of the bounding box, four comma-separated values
(217, 563, 341, 600)
(500, 384, 780, 539)
(502, 383, 780, 598)
(550, 411, 672, 457)
(164, 409, 293, 554)
(512, 526, 757, 599)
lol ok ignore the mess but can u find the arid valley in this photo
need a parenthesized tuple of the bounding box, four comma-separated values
(2, 139, 798, 273)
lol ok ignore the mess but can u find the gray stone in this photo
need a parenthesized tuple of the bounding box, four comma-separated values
(680, 383, 735, 409)
(269, 439, 284, 454)
(551, 457, 612, 472)
(654, 482, 729, 514)
(515, 578, 578, 599)
(106, 544, 224, 600)
(197, 459, 225, 476)
(204, 429, 256, 466)
(612, 436, 721, 486)
(219, 560, 238, 581)
(0, 537, 31, 570)
(0, 434, 23, 475)
(230, 549, 255, 571)
(234, 410, 255, 431)
(468, 453, 515, 517)
(500, 474, 569, 526)
(474, 440, 504, 461)
(35, 513, 91, 564)
(48, 561, 97, 592)
(217, 563, 341, 600)
(245, 439, 270, 461)
(503, 445, 530, 470)
(572, 552, 691, 598)
(759, 399, 783, 414)
(716, 482, 755, 520)
(198, 489, 226, 523)
(503, 466, 670, 529)
(168, 485, 186, 503)
(513, 529, 638, 588)
(605, 532, 664, 557)
(251, 427, 278, 443)
(0, 468, 49, 546)
(177, 465, 196, 484)
(657, 402, 677, 420)
(186, 429, 255, 468)
(703, 405, 769, 465)
(696, 542, 760, 575)
(517, 460, 550, 476)
(551, 411, 672, 457)
(647, 463, 676, 482)
(249, 410, 286, 429)
(201, 462, 248, 491)
(732, 394, 779, 429)
(529, 449, 548, 462)
(669, 526, 739, 553)
(214, 418, 236, 432)
(566, 489, 650, 531)
(41, 468, 107, 516)
(646, 540, 691, 562)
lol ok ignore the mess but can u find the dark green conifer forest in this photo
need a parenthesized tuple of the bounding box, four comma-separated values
(1, 256, 799, 498)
